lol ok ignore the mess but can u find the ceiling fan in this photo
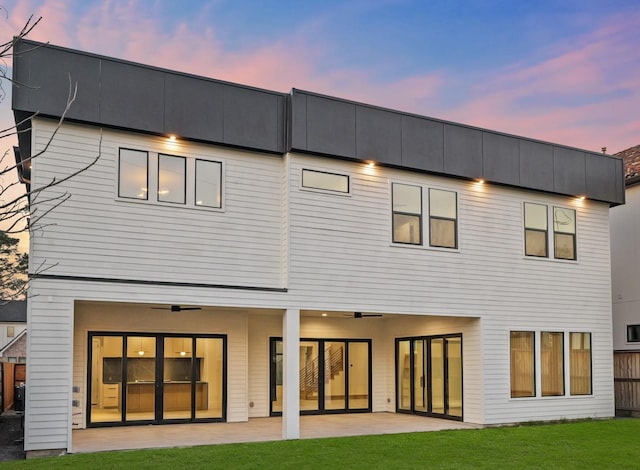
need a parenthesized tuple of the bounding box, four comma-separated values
(345, 311, 383, 319)
(150, 305, 202, 312)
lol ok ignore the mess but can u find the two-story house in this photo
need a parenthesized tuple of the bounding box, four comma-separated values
(12, 39, 624, 456)
(610, 144, 640, 416)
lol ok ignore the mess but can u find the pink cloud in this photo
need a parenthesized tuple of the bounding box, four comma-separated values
(444, 11, 640, 153)
(3, 0, 639, 154)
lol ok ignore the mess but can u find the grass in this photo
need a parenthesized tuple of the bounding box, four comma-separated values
(5, 419, 640, 469)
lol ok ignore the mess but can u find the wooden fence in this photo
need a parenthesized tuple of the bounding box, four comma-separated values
(2, 362, 26, 412)
(614, 351, 640, 414)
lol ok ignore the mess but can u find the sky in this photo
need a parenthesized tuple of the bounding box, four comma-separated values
(1, 0, 639, 152)
(0, 0, 639, 247)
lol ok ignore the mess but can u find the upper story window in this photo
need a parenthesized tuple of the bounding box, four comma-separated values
(301, 169, 349, 194)
(158, 154, 186, 204)
(429, 189, 457, 249)
(628, 325, 640, 342)
(392, 183, 422, 245)
(553, 207, 576, 260)
(117, 148, 223, 210)
(118, 149, 148, 200)
(523, 203, 576, 261)
(195, 159, 222, 208)
(7, 326, 14, 337)
(391, 183, 458, 249)
(524, 203, 548, 257)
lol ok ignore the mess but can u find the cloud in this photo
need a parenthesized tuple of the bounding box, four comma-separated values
(3, 0, 639, 154)
(443, 11, 640, 153)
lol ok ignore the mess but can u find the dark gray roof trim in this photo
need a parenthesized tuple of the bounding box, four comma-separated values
(0, 300, 27, 323)
(12, 39, 287, 154)
(290, 90, 624, 205)
(12, 39, 624, 206)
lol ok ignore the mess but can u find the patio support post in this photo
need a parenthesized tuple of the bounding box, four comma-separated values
(282, 308, 300, 439)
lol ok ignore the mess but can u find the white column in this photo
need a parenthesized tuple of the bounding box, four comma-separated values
(282, 308, 300, 439)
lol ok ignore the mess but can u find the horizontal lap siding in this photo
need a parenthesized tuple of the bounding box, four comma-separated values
(30, 120, 282, 288)
(287, 154, 614, 424)
(610, 185, 640, 351)
(26, 294, 73, 451)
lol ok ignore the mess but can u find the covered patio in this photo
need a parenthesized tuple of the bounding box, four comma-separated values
(71, 413, 480, 453)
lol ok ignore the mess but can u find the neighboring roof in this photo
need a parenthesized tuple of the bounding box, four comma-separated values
(0, 300, 27, 323)
(616, 145, 640, 185)
(12, 39, 625, 206)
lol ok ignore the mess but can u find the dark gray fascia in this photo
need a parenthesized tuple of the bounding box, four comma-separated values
(12, 39, 287, 156)
(289, 89, 625, 206)
(12, 39, 625, 206)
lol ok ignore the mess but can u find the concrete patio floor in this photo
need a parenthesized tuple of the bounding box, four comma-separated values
(72, 413, 480, 454)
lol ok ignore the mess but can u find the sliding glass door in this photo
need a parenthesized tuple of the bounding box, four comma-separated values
(396, 334, 462, 420)
(88, 332, 226, 427)
(270, 338, 371, 415)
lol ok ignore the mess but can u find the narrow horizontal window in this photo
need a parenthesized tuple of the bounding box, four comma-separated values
(628, 325, 640, 342)
(392, 183, 422, 245)
(524, 203, 548, 257)
(429, 189, 457, 248)
(570, 332, 591, 395)
(158, 154, 186, 204)
(510, 331, 535, 398)
(302, 169, 349, 193)
(541, 332, 564, 396)
(119, 149, 148, 200)
(554, 207, 576, 260)
(195, 160, 222, 208)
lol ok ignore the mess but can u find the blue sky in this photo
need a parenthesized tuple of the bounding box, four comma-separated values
(1, 0, 639, 153)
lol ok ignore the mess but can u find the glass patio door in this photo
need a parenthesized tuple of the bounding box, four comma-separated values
(396, 334, 463, 420)
(88, 332, 226, 427)
(270, 338, 371, 415)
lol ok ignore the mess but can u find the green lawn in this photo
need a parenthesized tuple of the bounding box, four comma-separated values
(5, 419, 640, 469)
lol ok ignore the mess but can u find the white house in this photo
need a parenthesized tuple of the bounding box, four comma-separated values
(610, 144, 640, 416)
(12, 39, 624, 456)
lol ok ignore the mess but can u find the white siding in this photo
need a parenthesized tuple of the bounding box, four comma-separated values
(25, 129, 616, 451)
(611, 184, 640, 351)
(287, 153, 614, 424)
(30, 119, 283, 289)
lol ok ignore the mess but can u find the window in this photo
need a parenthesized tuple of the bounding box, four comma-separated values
(195, 159, 222, 208)
(524, 203, 577, 260)
(570, 333, 591, 395)
(554, 207, 576, 260)
(628, 325, 640, 342)
(118, 148, 223, 210)
(301, 169, 349, 194)
(541, 332, 564, 396)
(392, 183, 422, 245)
(119, 149, 148, 199)
(158, 154, 186, 204)
(429, 189, 457, 248)
(510, 331, 535, 398)
(7, 326, 14, 337)
(8, 357, 17, 363)
(524, 203, 548, 257)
